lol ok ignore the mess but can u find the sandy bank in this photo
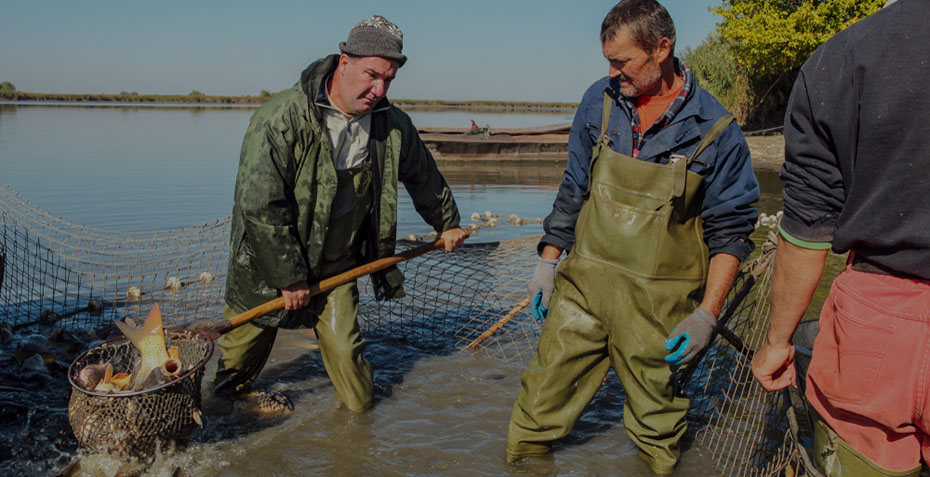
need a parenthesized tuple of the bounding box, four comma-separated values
(746, 134, 785, 171)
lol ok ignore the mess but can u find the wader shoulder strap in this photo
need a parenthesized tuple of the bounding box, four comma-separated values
(687, 114, 734, 166)
(598, 92, 613, 146)
(584, 92, 615, 200)
(673, 114, 735, 197)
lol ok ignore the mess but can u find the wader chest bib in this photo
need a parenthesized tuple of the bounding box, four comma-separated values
(322, 162, 374, 269)
(507, 92, 733, 473)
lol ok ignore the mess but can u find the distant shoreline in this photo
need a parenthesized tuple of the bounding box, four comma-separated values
(0, 94, 785, 169)
(0, 92, 578, 113)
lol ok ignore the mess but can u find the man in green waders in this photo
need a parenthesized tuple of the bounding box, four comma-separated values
(215, 15, 467, 412)
(506, 0, 759, 473)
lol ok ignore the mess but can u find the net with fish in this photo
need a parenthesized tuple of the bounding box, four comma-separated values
(66, 328, 212, 459)
(0, 181, 812, 474)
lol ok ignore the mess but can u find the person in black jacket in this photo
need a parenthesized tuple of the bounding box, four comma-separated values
(752, 1, 930, 475)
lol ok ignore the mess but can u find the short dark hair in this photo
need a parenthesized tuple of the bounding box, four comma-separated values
(600, 0, 676, 55)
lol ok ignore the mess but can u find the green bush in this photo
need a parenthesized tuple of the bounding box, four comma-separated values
(705, 0, 884, 127)
(713, 0, 884, 76)
(682, 35, 751, 123)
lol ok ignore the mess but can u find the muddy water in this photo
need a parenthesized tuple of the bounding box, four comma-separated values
(138, 166, 777, 476)
(72, 329, 723, 476)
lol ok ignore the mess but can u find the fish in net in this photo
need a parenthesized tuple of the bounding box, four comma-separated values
(67, 328, 212, 459)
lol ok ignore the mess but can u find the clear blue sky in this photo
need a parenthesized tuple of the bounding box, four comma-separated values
(0, 1, 723, 103)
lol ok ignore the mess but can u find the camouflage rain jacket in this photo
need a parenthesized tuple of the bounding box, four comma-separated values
(225, 55, 461, 327)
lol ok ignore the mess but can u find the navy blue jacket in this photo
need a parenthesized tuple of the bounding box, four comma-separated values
(541, 71, 760, 261)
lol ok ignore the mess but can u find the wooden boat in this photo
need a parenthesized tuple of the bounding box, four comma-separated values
(418, 123, 570, 161)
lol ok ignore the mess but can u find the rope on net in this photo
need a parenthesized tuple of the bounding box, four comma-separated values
(0, 181, 810, 475)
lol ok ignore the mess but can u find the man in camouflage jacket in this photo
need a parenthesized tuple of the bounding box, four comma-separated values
(216, 16, 466, 412)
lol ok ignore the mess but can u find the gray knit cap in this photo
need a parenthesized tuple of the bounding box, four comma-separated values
(339, 15, 407, 67)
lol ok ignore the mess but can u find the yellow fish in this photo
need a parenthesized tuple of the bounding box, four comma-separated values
(110, 372, 132, 390)
(113, 304, 181, 391)
(91, 363, 132, 392)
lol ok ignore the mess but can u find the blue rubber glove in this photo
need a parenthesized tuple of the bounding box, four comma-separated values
(531, 289, 549, 320)
(664, 307, 717, 366)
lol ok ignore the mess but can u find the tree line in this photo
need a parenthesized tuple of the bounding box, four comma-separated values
(0, 86, 271, 105)
(0, 82, 576, 112)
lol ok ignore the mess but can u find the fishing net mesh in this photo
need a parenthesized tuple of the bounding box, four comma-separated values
(0, 184, 229, 332)
(0, 182, 812, 475)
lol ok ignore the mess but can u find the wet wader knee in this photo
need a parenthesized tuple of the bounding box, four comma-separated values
(506, 283, 611, 462)
(213, 306, 278, 397)
(313, 281, 373, 413)
(608, 288, 690, 476)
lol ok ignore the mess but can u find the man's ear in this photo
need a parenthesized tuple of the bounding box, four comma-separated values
(653, 37, 672, 63)
(338, 53, 352, 70)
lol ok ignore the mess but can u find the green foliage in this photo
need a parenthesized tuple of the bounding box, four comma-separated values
(0, 82, 16, 99)
(259, 89, 271, 97)
(713, 0, 884, 75)
(682, 35, 752, 122)
(706, 0, 884, 126)
(188, 90, 204, 97)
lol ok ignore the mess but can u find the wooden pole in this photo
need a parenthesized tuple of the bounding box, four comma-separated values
(203, 238, 448, 338)
(464, 297, 531, 350)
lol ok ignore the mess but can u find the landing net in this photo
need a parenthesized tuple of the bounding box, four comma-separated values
(0, 182, 809, 475)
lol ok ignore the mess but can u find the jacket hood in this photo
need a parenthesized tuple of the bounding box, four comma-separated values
(300, 55, 338, 100)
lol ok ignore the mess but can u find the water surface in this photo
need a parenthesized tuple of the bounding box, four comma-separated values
(0, 104, 579, 239)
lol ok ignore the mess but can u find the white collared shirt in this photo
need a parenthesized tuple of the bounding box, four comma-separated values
(317, 85, 371, 170)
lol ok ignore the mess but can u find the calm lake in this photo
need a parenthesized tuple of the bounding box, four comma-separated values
(0, 102, 782, 237)
(0, 102, 787, 476)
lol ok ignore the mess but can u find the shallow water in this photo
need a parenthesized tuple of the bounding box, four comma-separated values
(67, 330, 723, 477)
